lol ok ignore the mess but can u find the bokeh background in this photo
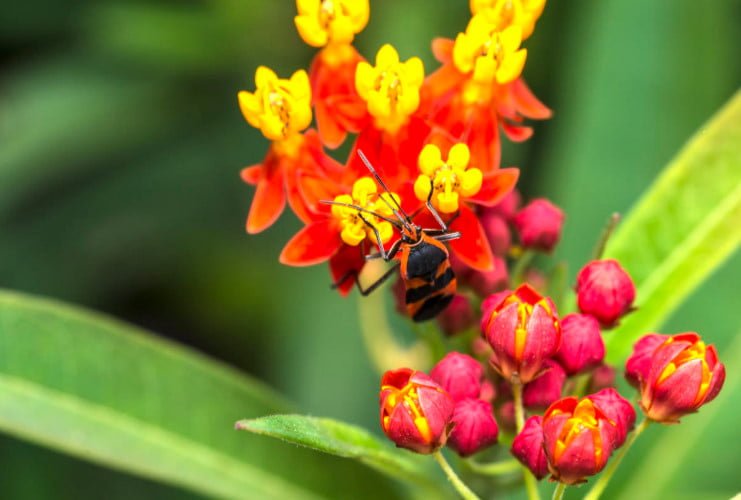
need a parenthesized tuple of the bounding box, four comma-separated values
(0, 0, 739, 498)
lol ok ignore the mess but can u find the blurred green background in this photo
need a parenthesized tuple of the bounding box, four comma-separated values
(0, 0, 738, 498)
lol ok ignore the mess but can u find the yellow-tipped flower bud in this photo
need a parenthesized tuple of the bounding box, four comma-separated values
(414, 143, 483, 214)
(238, 67, 312, 141)
(470, 0, 546, 40)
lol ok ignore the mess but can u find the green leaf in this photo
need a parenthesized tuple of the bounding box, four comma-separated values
(0, 289, 396, 499)
(603, 91, 741, 362)
(237, 415, 443, 494)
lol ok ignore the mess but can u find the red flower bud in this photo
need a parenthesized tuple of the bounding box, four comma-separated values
(430, 352, 484, 402)
(467, 256, 509, 297)
(513, 198, 564, 253)
(576, 259, 636, 327)
(480, 211, 512, 256)
(479, 380, 496, 402)
(639, 333, 725, 423)
(379, 368, 454, 454)
(588, 388, 636, 447)
(542, 397, 618, 484)
(555, 314, 605, 375)
(482, 284, 561, 383)
(523, 360, 566, 410)
(511, 415, 549, 480)
(589, 364, 616, 393)
(436, 295, 475, 336)
(624, 333, 670, 389)
(448, 399, 499, 456)
(489, 189, 521, 221)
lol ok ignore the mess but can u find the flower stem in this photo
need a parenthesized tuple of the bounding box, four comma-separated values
(592, 212, 621, 259)
(551, 482, 567, 500)
(466, 458, 521, 476)
(512, 249, 535, 286)
(512, 380, 541, 500)
(583, 418, 651, 500)
(433, 450, 481, 500)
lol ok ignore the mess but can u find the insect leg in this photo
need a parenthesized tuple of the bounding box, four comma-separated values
(365, 238, 402, 261)
(425, 178, 449, 231)
(355, 262, 401, 296)
(358, 214, 390, 260)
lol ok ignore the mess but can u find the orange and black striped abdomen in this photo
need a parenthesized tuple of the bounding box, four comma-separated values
(400, 235, 457, 322)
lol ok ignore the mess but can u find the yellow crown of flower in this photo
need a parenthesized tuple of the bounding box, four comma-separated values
(414, 143, 483, 214)
(453, 14, 527, 85)
(295, 0, 370, 47)
(355, 44, 424, 133)
(470, 0, 546, 40)
(332, 177, 399, 246)
(238, 66, 312, 142)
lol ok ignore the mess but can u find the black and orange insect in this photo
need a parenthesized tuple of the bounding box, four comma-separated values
(324, 151, 460, 322)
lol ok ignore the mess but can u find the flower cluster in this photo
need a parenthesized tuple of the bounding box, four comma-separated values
(379, 263, 725, 488)
(238, 0, 553, 310)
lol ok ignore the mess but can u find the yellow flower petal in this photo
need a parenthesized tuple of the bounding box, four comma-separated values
(367, 91, 391, 118)
(452, 33, 474, 73)
(436, 191, 460, 214)
(331, 15, 355, 45)
(332, 194, 354, 218)
(404, 57, 425, 86)
(398, 88, 420, 115)
(473, 56, 496, 84)
(418, 144, 443, 175)
(294, 15, 327, 47)
(296, 0, 320, 15)
(376, 43, 399, 67)
(352, 177, 378, 201)
(255, 66, 277, 87)
(496, 48, 527, 84)
(237, 91, 261, 128)
(375, 221, 394, 244)
(500, 25, 523, 53)
(342, 223, 366, 246)
(460, 168, 483, 197)
(414, 175, 433, 202)
(354, 61, 375, 99)
(288, 70, 311, 99)
(447, 143, 471, 170)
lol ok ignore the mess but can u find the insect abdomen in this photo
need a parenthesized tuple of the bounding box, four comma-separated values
(405, 262, 456, 322)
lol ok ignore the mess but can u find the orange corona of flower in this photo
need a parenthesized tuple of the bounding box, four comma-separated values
(470, 0, 547, 40)
(414, 143, 483, 213)
(453, 14, 527, 85)
(238, 66, 312, 142)
(295, 0, 370, 47)
(331, 177, 399, 246)
(355, 44, 425, 133)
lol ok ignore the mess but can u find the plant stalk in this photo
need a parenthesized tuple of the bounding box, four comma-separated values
(551, 482, 567, 500)
(466, 458, 521, 476)
(512, 380, 541, 500)
(433, 450, 481, 500)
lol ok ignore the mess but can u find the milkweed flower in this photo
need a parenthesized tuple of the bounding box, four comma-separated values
(430, 352, 484, 402)
(470, 0, 547, 40)
(239, 66, 341, 233)
(637, 333, 725, 424)
(576, 259, 636, 327)
(379, 368, 454, 454)
(624, 333, 670, 389)
(523, 359, 565, 410)
(279, 176, 400, 295)
(554, 313, 605, 375)
(447, 398, 499, 457)
(513, 198, 564, 253)
(481, 283, 561, 383)
(295, 0, 370, 148)
(511, 415, 548, 480)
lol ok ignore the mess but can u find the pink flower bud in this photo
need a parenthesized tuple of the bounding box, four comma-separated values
(379, 368, 454, 454)
(479, 211, 512, 256)
(479, 380, 496, 402)
(624, 333, 670, 389)
(467, 256, 509, 297)
(576, 259, 636, 327)
(436, 295, 475, 336)
(447, 399, 499, 456)
(482, 284, 561, 383)
(471, 336, 493, 359)
(587, 388, 636, 447)
(555, 314, 605, 375)
(489, 189, 521, 221)
(513, 198, 564, 253)
(542, 397, 618, 484)
(589, 364, 616, 393)
(430, 352, 484, 402)
(523, 360, 566, 410)
(511, 416, 548, 480)
(639, 333, 725, 423)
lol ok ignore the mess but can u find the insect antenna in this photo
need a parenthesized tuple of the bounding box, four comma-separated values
(318, 200, 404, 230)
(356, 150, 415, 230)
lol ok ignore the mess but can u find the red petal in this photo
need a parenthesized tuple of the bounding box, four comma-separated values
(449, 204, 494, 271)
(279, 219, 342, 266)
(329, 244, 366, 296)
(502, 121, 533, 142)
(240, 165, 261, 185)
(468, 168, 520, 206)
(246, 169, 286, 234)
(315, 101, 347, 149)
(431, 38, 454, 63)
(511, 79, 552, 120)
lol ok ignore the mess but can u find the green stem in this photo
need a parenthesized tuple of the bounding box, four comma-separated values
(583, 418, 651, 500)
(466, 458, 521, 476)
(551, 482, 567, 500)
(512, 249, 535, 286)
(512, 380, 541, 500)
(432, 450, 481, 500)
(592, 212, 621, 260)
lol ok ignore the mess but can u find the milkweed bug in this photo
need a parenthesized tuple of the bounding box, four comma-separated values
(322, 151, 460, 322)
